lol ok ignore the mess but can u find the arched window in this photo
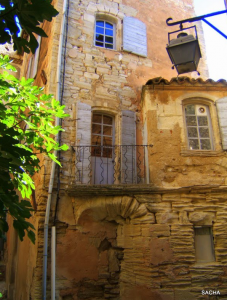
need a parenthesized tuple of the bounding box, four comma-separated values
(184, 104, 213, 150)
(95, 20, 115, 49)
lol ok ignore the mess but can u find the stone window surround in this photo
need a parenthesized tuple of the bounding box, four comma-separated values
(181, 97, 222, 156)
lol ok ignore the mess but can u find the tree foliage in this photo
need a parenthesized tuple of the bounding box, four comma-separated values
(0, 55, 68, 243)
(0, 0, 58, 53)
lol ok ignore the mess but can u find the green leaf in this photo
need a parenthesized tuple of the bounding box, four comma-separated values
(60, 144, 69, 151)
(27, 230, 36, 244)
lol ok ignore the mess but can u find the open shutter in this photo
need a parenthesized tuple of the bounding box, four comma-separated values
(216, 97, 227, 150)
(76, 102, 92, 184)
(121, 110, 136, 183)
(123, 17, 147, 57)
(30, 36, 41, 78)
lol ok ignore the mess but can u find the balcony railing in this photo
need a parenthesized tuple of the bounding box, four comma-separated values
(71, 145, 152, 185)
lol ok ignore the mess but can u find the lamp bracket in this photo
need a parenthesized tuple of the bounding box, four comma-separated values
(167, 25, 198, 43)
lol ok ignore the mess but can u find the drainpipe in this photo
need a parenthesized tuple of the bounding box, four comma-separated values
(42, 0, 67, 299)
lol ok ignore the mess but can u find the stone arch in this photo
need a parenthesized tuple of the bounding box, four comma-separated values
(75, 196, 150, 225)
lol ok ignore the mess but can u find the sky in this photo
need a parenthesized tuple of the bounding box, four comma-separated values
(193, 0, 227, 80)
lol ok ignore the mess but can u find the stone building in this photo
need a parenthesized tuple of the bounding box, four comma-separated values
(5, 0, 227, 300)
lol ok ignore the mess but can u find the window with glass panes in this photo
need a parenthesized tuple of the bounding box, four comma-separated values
(95, 20, 114, 49)
(185, 104, 213, 150)
(91, 114, 113, 157)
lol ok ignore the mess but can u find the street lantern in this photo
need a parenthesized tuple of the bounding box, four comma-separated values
(166, 9, 227, 75)
(166, 27, 202, 75)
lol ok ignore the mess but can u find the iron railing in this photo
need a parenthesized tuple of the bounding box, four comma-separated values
(71, 145, 152, 185)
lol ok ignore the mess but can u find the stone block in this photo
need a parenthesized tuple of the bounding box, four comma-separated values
(97, 67, 111, 74)
(136, 194, 162, 203)
(156, 212, 179, 224)
(68, 47, 78, 58)
(87, 2, 97, 13)
(74, 81, 91, 89)
(147, 202, 171, 213)
(189, 212, 216, 225)
(147, 224, 170, 237)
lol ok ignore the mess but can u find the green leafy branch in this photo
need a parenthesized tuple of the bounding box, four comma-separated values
(0, 55, 69, 243)
(0, 0, 59, 54)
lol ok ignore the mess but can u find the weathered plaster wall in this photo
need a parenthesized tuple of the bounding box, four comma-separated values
(142, 80, 227, 188)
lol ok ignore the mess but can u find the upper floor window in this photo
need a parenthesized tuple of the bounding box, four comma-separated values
(95, 20, 115, 49)
(184, 104, 213, 150)
(94, 16, 147, 56)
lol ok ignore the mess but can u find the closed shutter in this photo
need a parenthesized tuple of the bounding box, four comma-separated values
(76, 102, 92, 183)
(123, 17, 147, 57)
(216, 97, 227, 150)
(121, 110, 136, 183)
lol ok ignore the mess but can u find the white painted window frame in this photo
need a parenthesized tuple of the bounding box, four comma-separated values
(94, 19, 116, 50)
(91, 112, 115, 157)
(184, 103, 214, 151)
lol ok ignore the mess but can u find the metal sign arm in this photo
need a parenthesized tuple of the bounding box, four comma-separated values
(166, 9, 227, 39)
(202, 18, 227, 39)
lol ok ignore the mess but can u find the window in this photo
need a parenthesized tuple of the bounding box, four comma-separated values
(94, 16, 147, 56)
(194, 227, 215, 263)
(184, 104, 213, 150)
(95, 20, 114, 49)
(76, 102, 137, 184)
(91, 113, 113, 158)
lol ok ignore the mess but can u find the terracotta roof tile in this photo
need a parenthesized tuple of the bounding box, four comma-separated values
(146, 77, 227, 86)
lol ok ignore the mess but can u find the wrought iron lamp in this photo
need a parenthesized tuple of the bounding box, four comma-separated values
(166, 9, 227, 75)
(166, 26, 201, 75)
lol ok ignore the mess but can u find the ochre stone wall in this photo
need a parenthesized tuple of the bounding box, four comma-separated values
(52, 188, 227, 300)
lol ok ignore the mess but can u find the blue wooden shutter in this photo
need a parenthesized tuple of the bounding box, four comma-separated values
(123, 17, 147, 57)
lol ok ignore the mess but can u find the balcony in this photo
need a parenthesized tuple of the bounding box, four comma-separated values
(70, 145, 152, 186)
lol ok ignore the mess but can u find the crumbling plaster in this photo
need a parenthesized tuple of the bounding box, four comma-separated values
(142, 82, 227, 188)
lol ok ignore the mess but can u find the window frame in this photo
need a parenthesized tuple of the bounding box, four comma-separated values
(91, 112, 115, 158)
(183, 101, 214, 151)
(94, 19, 116, 50)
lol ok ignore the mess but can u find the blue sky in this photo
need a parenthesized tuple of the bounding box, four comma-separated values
(194, 0, 227, 80)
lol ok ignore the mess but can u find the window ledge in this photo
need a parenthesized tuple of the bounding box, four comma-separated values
(95, 46, 117, 52)
(191, 262, 222, 268)
(181, 150, 224, 157)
